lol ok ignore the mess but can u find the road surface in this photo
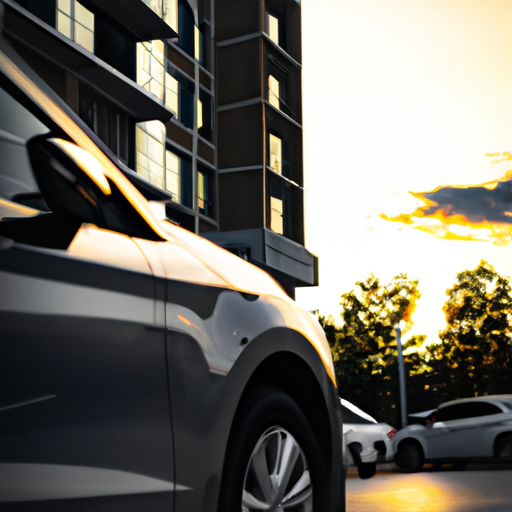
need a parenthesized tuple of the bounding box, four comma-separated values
(346, 463, 512, 512)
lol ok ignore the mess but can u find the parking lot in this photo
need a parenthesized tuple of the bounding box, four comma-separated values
(346, 463, 512, 512)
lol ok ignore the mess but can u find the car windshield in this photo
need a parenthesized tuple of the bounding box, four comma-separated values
(340, 399, 377, 424)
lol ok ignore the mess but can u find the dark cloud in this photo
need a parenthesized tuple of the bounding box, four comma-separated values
(422, 180, 512, 224)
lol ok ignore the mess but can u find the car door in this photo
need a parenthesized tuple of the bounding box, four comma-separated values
(427, 402, 503, 459)
(0, 64, 175, 510)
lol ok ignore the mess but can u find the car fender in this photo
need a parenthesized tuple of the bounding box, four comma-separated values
(166, 324, 343, 512)
(393, 425, 429, 458)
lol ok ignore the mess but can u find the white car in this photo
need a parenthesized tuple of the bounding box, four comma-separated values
(341, 399, 397, 479)
(393, 395, 512, 472)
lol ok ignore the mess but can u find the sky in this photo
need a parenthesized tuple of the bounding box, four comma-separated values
(296, 0, 512, 344)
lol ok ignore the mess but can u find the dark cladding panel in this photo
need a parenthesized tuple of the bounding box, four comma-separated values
(165, 121, 193, 152)
(197, 138, 215, 165)
(217, 103, 263, 169)
(217, 39, 261, 105)
(215, 0, 260, 41)
(290, 184, 305, 246)
(218, 170, 263, 231)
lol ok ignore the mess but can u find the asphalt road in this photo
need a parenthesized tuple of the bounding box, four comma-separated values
(346, 463, 512, 512)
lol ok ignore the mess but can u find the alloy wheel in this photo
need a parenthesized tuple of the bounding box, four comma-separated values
(242, 426, 313, 512)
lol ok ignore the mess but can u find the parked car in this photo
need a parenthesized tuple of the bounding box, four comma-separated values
(0, 32, 345, 511)
(393, 395, 512, 472)
(341, 399, 397, 479)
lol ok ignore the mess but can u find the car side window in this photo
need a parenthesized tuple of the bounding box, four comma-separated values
(0, 76, 160, 248)
(0, 79, 86, 249)
(436, 402, 502, 422)
(0, 83, 50, 214)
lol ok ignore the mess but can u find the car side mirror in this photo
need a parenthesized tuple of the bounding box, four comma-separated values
(27, 135, 111, 224)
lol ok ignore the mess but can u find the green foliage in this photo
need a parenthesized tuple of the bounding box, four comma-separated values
(426, 260, 512, 401)
(324, 274, 423, 426)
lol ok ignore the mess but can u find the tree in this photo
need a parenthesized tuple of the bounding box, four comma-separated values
(324, 274, 424, 425)
(426, 260, 512, 401)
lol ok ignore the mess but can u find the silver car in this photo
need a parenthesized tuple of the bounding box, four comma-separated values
(0, 33, 345, 511)
(393, 395, 512, 472)
(341, 399, 396, 479)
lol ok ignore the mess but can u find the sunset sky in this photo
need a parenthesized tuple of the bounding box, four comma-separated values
(296, 0, 512, 344)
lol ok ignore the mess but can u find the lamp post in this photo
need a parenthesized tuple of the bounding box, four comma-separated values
(395, 323, 408, 429)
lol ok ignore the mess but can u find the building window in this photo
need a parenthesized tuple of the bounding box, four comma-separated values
(57, 0, 94, 53)
(136, 120, 166, 190)
(270, 195, 283, 234)
(142, 0, 178, 31)
(167, 63, 195, 129)
(194, 25, 204, 63)
(269, 174, 291, 237)
(165, 150, 181, 201)
(165, 146, 193, 208)
(268, 75, 281, 110)
(198, 90, 212, 141)
(266, 9, 284, 46)
(197, 167, 213, 218)
(178, 0, 195, 57)
(269, 133, 283, 175)
(197, 99, 203, 129)
(165, 72, 179, 115)
(137, 40, 165, 102)
(267, 11, 279, 45)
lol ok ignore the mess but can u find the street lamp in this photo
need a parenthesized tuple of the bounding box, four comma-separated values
(395, 321, 408, 429)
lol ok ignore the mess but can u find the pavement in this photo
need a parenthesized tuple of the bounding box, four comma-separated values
(346, 462, 512, 512)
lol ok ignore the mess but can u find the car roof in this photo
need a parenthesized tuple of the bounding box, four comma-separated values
(439, 395, 512, 411)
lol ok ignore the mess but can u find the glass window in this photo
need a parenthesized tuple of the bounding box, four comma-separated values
(341, 405, 375, 425)
(197, 99, 203, 130)
(270, 195, 283, 235)
(268, 75, 280, 110)
(163, 0, 179, 32)
(0, 86, 49, 212)
(57, 0, 94, 53)
(142, 0, 178, 31)
(269, 173, 291, 237)
(167, 63, 195, 129)
(435, 402, 502, 422)
(137, 40, 165, 103)
(165, 150, 180, 201)
(136, 120, 166, 190)
(165, 73, 179, 115)
(198, 90, 212, 141)
(164, 147, 193, 208)
(178, 0, 195, 57)
(267, 12, 279, 45)
(197, 168, 213, 218)
(269, 133, 282, 175)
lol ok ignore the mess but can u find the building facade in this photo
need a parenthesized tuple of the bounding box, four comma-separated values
(1, 0, 317, 297)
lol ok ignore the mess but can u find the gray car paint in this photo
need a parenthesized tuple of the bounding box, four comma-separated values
(0, 28, 345, 512)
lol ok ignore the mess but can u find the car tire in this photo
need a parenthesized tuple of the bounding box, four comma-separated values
(395, 441, 424, 473)
(217, 386, 328, 512)
(497, 434, 512, 458)
(357, 462, 376, 479)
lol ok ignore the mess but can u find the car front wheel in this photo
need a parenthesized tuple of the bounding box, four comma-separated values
(218, 386, 328, 512)
(395, 441, 424, 473)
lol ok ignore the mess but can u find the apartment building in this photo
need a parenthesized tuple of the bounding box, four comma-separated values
(1, 0, 317, 297)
